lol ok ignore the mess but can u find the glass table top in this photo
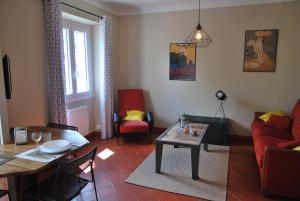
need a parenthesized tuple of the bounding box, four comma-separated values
(158, 122, 209, 146)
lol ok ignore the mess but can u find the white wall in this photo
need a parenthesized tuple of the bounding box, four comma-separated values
(117, 1, 300, 135)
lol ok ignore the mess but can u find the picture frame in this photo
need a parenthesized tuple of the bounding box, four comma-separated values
(243, 29, 278, 72)
(169, 43, 196, 81)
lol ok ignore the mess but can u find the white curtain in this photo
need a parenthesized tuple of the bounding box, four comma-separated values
(44, 0, 67, 124)
(95, 16, 113, 139)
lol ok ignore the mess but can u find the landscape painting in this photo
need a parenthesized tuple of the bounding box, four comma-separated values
(170, 43, 196, 81)
(243, 29, 278, 72)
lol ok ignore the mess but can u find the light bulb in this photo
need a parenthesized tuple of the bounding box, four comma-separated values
(196, 30, 202, 40)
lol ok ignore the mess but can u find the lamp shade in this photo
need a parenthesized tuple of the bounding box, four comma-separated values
(216, 90, 227, 101)
(186, 23, 212, 48)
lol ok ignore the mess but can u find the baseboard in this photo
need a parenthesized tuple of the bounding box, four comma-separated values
(230, 135, 253, 143)
(86, 128, 253, 145)
(152, 127, 167, 134)
(85, 131, 100, 140)
(85, 127, 167, 139)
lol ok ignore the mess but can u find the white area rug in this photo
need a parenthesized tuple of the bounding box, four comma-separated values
(126, 144, 230, 201)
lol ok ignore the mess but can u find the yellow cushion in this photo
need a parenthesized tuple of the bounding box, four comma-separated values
(123, 110, 144, 121)
(293, 146, 300, 151)
(259, 111, 285, 122)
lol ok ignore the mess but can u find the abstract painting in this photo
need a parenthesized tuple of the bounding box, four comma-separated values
(243, 29, 278, 72)
(170, 43, 196, 80)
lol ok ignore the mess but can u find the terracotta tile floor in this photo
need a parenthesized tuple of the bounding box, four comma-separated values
(0, 131, 297, 201)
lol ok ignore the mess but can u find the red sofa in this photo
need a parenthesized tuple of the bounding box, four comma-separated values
(252, 99, 300, 199)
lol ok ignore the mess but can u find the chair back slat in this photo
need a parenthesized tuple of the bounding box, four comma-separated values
(54, 146, 97, 200)
(47, 122, 79, 131)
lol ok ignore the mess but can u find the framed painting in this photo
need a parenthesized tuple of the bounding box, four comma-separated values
(169, 43, 196, 81)
(243, 29, 278, 72)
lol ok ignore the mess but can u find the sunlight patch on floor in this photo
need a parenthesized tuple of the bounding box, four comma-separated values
(97, 148, 114, 160)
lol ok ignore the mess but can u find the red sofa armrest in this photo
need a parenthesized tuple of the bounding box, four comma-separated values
(254, 112, 265, 121)
(262, 147, 300, 199)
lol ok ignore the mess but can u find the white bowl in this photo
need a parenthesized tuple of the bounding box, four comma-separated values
(40, 140, 72, 154)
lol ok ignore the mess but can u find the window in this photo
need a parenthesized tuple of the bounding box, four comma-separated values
(62, 19, 93, 102)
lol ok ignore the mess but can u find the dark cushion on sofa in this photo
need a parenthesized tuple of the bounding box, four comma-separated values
(266, 114, 291, 132)
(252, 121, 293, 141)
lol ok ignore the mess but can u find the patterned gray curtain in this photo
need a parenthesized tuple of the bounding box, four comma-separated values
(44, 0, 67, 124)
(97, 16, 113, 139)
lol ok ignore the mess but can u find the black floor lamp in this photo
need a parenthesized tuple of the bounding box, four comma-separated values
(215, 90, 227, 121)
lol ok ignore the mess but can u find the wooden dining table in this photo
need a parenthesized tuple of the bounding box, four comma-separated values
(0, 126, 90, 201)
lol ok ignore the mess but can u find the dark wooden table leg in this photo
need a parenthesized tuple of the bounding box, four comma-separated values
(156, 142, 163, 173)
(8, 174, 37, 201)
(8, 176, 19, 201)
(191, 146, 200, 180)
(203, 137, 208, 152)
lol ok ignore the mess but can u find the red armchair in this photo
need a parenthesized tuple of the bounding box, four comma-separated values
(114, 89, 154, 145)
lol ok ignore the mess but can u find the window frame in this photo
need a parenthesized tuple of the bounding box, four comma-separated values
(62, 19, 93, 103)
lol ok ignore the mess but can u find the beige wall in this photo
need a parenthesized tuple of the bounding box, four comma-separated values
(0, 0, 120, 133)
(0, 43, 10, 144)
(0, 0, 48, 128)
(118, 1, 300, 135)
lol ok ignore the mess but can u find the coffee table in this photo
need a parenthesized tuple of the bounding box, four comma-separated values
(155, 122, 209, 180)
(189, 116, 230, 146)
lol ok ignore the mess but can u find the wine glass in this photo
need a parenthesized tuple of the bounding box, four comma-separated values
(43, 132, 52, 143)
(31, 132, 42, 147)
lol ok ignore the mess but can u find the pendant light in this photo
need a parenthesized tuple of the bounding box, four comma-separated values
(185, 0, 212, 48)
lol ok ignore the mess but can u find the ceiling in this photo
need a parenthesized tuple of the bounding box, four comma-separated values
(83, 0, 295, 15)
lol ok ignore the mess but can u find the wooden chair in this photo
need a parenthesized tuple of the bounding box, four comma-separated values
(22, 146, 98, 201)
(47, 123, 78, 131)
(0, 190, 10, 200)
(114, 89, 154, 145)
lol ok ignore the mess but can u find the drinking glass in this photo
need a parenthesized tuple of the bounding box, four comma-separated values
(43, 132, 52, 143)
(31, 132, 42, 147)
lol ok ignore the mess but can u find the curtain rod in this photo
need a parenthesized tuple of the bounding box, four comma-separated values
(61, 2, 103, 19)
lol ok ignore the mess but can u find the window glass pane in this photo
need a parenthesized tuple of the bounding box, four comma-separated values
(62, 28, 73, 95)
(74, 31, 89, 93)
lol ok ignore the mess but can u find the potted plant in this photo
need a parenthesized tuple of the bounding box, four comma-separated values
(179, 113, 190, 128)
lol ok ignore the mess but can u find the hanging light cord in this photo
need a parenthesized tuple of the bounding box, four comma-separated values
(185, 0, 212, 47)
(198, 0, 200, 24)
